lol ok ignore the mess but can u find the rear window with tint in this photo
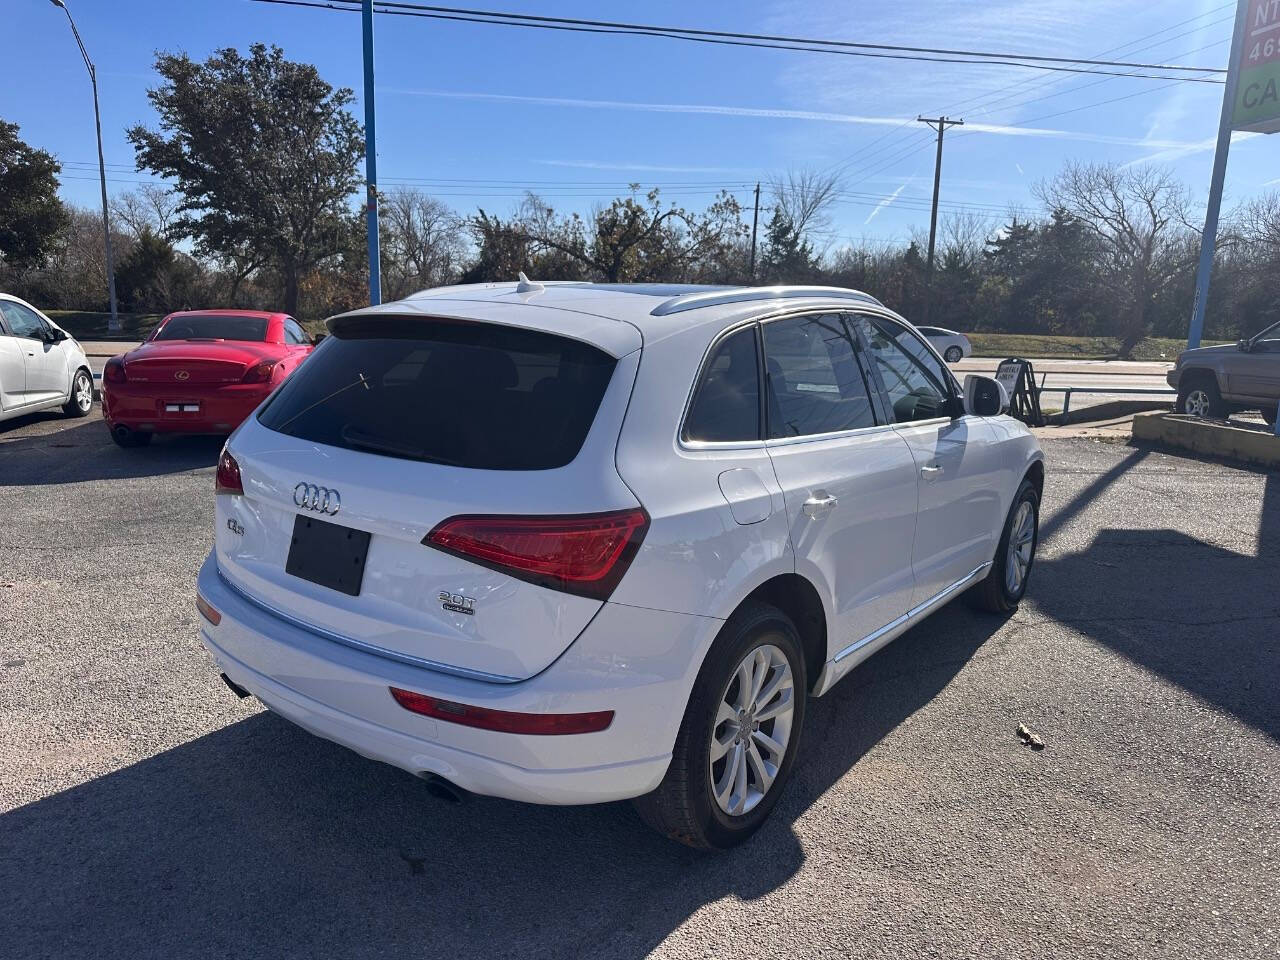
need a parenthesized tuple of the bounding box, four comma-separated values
(257, 317, 617, 470)
(153, 315, 269, 342)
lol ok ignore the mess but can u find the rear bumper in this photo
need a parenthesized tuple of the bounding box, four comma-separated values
(102, 382, 270, 434)
(195, 553, 720, 805)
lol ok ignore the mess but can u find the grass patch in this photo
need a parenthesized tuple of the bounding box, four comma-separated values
(967, 333, 1228, 361)
(46, 311, 164, 341)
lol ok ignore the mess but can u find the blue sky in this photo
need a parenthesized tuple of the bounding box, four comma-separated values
(2, 0, 1273, 252)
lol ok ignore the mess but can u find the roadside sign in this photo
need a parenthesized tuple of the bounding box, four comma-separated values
(1234, 0, 1280, 133)
(996, 358, 1045, 427)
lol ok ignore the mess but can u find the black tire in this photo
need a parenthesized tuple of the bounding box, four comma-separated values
(1176, 375, 1228, 419)
(1261, 406, 1277, 427)
(63, 369, 94, 418)
(944, 346, 963, 363)
(633, 601, 807, 850)
(109, 426, 153, 448)
(968, 479, 1039, 613)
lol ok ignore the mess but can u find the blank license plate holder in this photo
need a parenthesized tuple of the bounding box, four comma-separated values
(285, 515, 371, 597)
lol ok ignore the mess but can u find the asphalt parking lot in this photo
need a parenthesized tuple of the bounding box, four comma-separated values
(1, 411, 1277, 960)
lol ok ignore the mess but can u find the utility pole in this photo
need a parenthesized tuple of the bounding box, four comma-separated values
(749, 182, 761, 281)
(361, 0, 381, 305)
(917, 115, 963, 324)
(50, 0, 119, 332)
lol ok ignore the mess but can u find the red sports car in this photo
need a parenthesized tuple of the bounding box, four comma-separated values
(102, 310, 315, 446)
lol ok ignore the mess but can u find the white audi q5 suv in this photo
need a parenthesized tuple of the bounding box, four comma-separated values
(196, 282, 1044, 848)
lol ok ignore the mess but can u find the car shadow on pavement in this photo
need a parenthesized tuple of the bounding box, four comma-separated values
(0, 417, 223, 486)
(0, 604, 1006, 960)
(1032, 460, 1279, 742)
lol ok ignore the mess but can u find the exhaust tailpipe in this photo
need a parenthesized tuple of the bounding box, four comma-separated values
(113, 424, 132, 442)
(421, 773, 468, 803)
(220, 672, 252, 699)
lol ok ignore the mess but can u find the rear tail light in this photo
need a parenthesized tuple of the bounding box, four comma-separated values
(215, 446, 243, 495)
(242, 360, 278, 384)
(195, 593, 221, 625)
(389, 687, 613, 735)
(424, 508, 649, 601)
(103, 357, 127, 383)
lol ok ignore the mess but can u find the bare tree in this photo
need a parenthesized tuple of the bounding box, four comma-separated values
(379, 187, 468, 299)
(1036, 162, 1192, 357)
(767, 168, 842, 249)
(110, 184, 180, 240)
(1234, 191, 1280, 254)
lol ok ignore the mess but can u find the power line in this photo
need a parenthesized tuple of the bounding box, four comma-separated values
(251, 0, 1226, 83)
(306, 0, 1229, 74)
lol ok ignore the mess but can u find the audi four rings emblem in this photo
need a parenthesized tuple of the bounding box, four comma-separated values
(294, 482, 341, 515)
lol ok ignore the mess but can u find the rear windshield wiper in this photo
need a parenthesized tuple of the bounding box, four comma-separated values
(275, 373, 370, 433)
(338, 425, 465, 466)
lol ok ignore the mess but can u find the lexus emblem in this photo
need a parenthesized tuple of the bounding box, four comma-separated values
(294, 482, 341, 515)
(174, 370, 190, 380)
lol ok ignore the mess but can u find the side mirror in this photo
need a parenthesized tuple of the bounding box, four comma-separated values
(45, 327, 68, 343)
(312, 333, 327, 346)
(1237, 339, 1251, 352)
(963, 374, 1007, 417)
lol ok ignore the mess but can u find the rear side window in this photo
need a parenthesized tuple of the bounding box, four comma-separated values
(762, 314, 876, 438)
(153, 314, 268, 342)
(257, 317, 616, 470)
(684, 326, 760, 442)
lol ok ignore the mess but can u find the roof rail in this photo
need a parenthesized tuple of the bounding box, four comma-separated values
(650, 286, 883, 316)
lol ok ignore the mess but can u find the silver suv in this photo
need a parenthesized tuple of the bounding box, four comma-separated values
(1168, 319, 1280, 425)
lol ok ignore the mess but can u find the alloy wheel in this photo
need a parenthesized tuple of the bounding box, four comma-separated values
(1005, 500, 1036, 595)
(709, 643, 795, 817)
(75, 373, 93, 412)
(1184, 389, 1210, 418)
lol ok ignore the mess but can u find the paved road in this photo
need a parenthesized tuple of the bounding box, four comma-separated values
(1, 412, 1276, 960)
(954, 358, 1175, 411)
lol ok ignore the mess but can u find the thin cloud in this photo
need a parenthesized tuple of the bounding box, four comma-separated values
(386, 88, 1205, 151)
(864, 180, 910, 225)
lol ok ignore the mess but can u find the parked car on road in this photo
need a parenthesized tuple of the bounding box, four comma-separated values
(1168, 319, 1280, 424)
(196, 282, 1044, 848)
(102, 310, 315, 446)
(916, 325, 972, 363)
(0, 293, 94, 425)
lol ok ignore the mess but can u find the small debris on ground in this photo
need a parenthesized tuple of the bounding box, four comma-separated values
(1016, 723, 1046, 751)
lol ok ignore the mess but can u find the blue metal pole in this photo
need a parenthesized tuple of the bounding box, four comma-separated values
(1187, 0, 1249, 350)
(362, 0, 381, 305)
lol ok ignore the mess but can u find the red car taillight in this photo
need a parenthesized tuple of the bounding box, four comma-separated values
(103, 357, 127, 383)
(389, 688, 613, 735)
(423, 508, 649, 601)
(242, 360, 278, 384)
(215, 447, 243, 495)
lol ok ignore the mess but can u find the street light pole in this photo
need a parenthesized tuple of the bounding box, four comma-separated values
(361, 0, 381, 305)
(49, 0, 119, 333)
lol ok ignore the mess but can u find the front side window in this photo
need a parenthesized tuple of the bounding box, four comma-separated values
(762, 313, 876, 438)
(0, 302, 47, 340)
(284, 317, 308, 345)
(852, 315, 953, 423)
(152, 314, 269, 342)
(684, 325, 760, 442)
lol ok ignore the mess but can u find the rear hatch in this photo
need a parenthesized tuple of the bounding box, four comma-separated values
(125, 341, 274, 384)
(214, 309, 644, 682)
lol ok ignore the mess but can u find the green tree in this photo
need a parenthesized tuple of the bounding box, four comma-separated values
(127, 44, 364, 313)
(758, 210, 819, 283)
(0, 119, 68, 270)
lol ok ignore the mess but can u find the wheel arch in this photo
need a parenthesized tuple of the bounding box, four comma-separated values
(732, 573, 827, 694)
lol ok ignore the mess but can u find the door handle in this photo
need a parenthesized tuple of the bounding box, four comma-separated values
(802, 491, 838, 518)
(921, 463, 943, 480)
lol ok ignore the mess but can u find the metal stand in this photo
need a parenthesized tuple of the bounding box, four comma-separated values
(996, 358, 1045, 427)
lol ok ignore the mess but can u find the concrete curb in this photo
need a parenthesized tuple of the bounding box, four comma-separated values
(1132, 413, 1280, 469)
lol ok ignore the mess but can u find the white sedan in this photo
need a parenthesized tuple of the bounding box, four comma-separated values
(917, 325, 973, 363)
(0, 294, 94, 424)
